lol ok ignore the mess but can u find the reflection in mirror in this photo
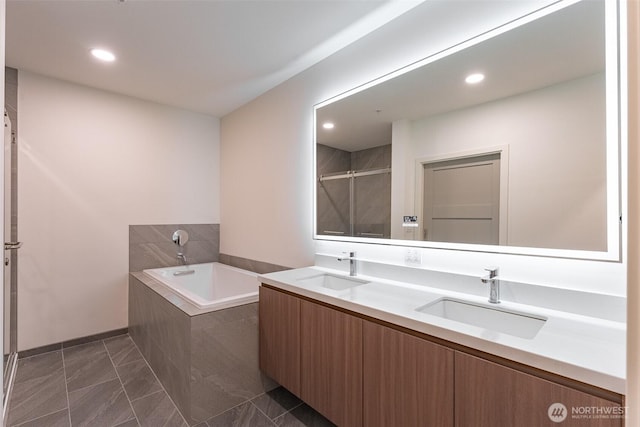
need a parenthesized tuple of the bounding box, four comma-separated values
(316, 144, 391, 238)
(315, 0, 619, 255)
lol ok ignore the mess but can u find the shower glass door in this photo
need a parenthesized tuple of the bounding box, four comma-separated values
(317, 173, 351, 237)
(317, 167, 391, 238)
(3, 110, 17, 414)
(353, 171, 391, 239)
(3, 111, 10, 375)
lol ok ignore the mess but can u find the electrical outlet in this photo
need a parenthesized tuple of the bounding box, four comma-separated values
(404, 248, 422, 265)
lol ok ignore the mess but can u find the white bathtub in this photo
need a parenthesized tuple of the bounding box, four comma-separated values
(142, 262, 259, 310)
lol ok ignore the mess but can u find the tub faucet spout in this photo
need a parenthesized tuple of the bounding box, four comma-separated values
(177, 253, 188, 266)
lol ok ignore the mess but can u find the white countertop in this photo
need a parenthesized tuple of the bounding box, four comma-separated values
(258, 266, 626, 395)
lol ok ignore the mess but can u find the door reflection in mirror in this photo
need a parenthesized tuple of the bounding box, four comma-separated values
(422, 153, 501, 245)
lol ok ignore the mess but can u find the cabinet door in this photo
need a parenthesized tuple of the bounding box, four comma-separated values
(363, 321, 454, 427)
(300, 300, 363, 427)
(455, 352, 623, 427)
(258, 286, 301, 397)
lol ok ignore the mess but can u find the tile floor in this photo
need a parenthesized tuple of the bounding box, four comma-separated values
(6, 334, 335, 427)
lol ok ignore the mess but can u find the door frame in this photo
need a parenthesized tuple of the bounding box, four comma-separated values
(415, 145, 509, 246)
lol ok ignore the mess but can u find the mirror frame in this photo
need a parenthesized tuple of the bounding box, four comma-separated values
(312, 0, 625, 261)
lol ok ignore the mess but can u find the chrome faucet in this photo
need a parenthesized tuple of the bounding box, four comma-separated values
(481, 267, 500, 304)
(337, 251, 357, 276)
(177, 253, 188, 265)
(172, 230, 189, 266)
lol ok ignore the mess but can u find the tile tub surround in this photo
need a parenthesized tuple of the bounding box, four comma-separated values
(129, 273, 277, 425)
(129, 224, 220, 272)
(218, 253, 289, 275)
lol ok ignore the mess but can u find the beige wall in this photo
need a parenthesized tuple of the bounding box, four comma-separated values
(220, 0, 560, 268)
(17, 71, 220, 350)
(394, 73, 606, 251)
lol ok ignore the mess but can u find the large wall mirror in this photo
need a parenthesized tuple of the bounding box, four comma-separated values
(313, 0, 623, 261)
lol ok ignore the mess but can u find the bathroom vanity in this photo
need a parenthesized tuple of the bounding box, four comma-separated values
(258, 267, 625, 427)
(275, 0, 628, 424)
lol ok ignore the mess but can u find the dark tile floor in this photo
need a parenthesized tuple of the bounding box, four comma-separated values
(7, 334, 334, 427)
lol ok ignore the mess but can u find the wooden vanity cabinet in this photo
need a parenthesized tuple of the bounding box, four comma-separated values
(259, 285, 623, 427)
(259, 286, 363, 426)
(363, 321, 454, 427)
(258, 286, 301, 396)
(300, 300, 363, 427)
(454, 352, 623, 427)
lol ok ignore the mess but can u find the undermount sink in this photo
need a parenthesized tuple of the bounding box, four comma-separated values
(297, 273, 370, 291)
(416, 298, 546, 339)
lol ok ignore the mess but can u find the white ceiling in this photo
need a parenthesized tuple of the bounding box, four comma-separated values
(5, 0, 421, 117)
(316, 0, 605, 152)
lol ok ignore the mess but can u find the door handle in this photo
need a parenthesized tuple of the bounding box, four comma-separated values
(4, 242, 22, 250)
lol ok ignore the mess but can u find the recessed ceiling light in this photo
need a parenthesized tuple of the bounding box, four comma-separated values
(322, 122, 335, 130)
(91, 48, 116, 62)
(465, 73, 485, 84)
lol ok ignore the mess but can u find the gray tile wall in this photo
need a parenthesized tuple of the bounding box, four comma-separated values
(129, 274, 276, 425)
(129, 224, 220, 272)
(128, 223, 292, 424)
(129, 275, 192, 421)
(317, 143, 351, 175)
(350, 143, 391, 171)
(218, 253, 289, 274)
(190, 303, 277, 422)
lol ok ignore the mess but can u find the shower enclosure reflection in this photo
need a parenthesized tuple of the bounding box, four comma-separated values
(317, 143, 391, 239)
